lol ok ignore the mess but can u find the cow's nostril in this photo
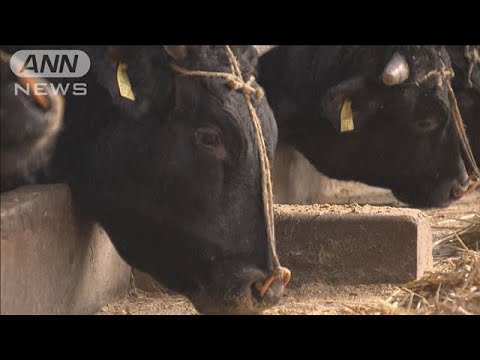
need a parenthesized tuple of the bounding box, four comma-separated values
(251, 280, 264, 303)
(250, 278, 285, 307)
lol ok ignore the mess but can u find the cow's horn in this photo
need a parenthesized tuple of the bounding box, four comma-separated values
(164, 46, 188, 61)
(382, 52, 410, 86)
(254, 45, 278, 57)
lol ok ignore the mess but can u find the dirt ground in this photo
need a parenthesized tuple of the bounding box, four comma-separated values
(96, 191, 480, 315)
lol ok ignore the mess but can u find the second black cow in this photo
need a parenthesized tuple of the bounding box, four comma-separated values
(259, 46, 474, 207)
(447, 45, 480, 171)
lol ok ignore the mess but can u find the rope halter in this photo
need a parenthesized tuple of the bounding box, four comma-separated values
(414, 61, 454, 90)
(415, 57, 480, 192)
(171, 46, 291, 298)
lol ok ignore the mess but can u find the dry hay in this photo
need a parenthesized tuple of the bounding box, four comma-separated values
(375, 216, 479, 315)
(97, 288, 196, 315)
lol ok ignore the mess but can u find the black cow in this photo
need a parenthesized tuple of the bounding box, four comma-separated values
(259, 46, 471, 207)
(447, 46, 480, 172)
(1, 45, 285, 314)
(1, 50, 64, 191)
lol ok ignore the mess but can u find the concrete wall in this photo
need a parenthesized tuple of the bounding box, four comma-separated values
(272, 142, 397, 205)
(1, 184, 131, 314)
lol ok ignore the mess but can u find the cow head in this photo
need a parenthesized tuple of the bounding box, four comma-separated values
(259, 46, 471, 207)
(66, 46, 284, 314)
(1, 50, 64, 190)
(367, 46, 470, 206)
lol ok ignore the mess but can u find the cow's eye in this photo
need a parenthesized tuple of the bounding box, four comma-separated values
(414, 118, 440, 132)
(195, 128, 220, 147)
(193, 127, 227, 160)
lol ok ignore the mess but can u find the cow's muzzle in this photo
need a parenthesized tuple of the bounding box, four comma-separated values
(451, 175, 480, 199)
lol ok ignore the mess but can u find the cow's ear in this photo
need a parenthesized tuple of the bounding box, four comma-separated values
(164, 46, 188, 61)
(106, 46, 130, 63)
(321, 77, 367, 133)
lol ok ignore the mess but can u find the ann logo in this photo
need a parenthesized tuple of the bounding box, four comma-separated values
(20, 54, 79, 75)
(10, 50, 90, 78)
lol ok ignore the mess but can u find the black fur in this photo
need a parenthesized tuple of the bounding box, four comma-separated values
(1, 45, 281, 314)
(259, 46, 469, 207)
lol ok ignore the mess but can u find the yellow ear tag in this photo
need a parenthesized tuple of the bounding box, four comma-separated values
(117, 62, 136, 101)
(340, 99, 355, 133)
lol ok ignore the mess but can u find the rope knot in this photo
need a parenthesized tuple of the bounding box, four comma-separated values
(226, 76, 243, 91)
(226, 74, 264, 101)
(415, 61, 455, 90)
(465, 45, 480, 64)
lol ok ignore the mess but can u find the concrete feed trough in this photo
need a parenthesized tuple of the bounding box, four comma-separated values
(134, 204, 433, 291)
(1, 185, 131, 315)
(1, 185, 433, 314)
(275, 204, 432, 284)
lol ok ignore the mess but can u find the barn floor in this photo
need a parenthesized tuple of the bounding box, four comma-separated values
(96, 191, 480, 315)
